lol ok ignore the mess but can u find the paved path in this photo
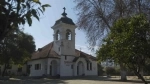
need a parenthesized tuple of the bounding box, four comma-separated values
(0, 76, 149, 84)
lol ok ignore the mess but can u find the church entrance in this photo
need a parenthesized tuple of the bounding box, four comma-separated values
(77, 61, 84, 76)
(50, 60, 57, 76)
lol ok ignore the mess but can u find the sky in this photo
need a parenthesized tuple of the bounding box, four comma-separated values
(24, 0, 97, 56)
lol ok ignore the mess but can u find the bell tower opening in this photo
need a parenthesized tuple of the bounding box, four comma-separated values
(56, 30, 60, 40)
(66, 29, 72, 40)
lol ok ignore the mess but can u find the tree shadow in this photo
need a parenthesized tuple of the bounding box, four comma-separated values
(106, 79, 150, 83)
(60, 76, 150, 84)
(0, 78, 67, 84)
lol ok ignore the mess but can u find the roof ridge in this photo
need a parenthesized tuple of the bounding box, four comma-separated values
(45, 41, 53, 47)
(46, 42, 54, 57)
(75, 49, 94, 57)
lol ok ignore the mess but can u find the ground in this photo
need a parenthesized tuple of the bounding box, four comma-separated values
(0, 76, 149, 84)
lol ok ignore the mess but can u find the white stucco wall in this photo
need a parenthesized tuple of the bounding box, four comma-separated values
(60, 55, 75, 76)
(47, 58, 60, 76)
(59, 56, 98, 77)
(74, 57, 98, 76)
(27, 59, 47, 76)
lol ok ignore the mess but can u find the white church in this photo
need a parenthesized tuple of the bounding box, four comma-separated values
(0, 8, 98, 77)
(27, 8, 98, 77)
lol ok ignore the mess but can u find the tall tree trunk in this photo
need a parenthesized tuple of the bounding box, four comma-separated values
(2, 64, 7, 77)
(120, 63, 127, 81)
(138, 67, 143, 79)
(135, 71, 147, 84)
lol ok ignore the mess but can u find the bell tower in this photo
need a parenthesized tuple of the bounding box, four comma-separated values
(51, 7, 76, 56)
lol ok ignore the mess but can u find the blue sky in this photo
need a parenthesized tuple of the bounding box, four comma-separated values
(24, 0, 96, 56)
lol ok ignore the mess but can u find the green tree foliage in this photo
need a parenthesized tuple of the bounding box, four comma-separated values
(75, 0, 150, 48)
(97, 14, 150, 84)
(105, 67, 116, 76)
(75, 0, 150, 81)
(0, 30, 35, 76)
(0, 0, 50, 41)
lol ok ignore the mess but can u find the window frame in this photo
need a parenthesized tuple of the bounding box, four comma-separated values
(90, 63, 92, 70)
(71, 65, 73, 69)
(35, 64, 41, 70)
(87, 62, 92, 70)
(65, 56, 67, 60)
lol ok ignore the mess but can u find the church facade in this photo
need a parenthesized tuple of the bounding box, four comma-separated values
(27, 8, 98, 77)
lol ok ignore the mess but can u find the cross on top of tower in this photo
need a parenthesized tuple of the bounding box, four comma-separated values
(63, 7, 66, 13)
(62, 7, 67, 17)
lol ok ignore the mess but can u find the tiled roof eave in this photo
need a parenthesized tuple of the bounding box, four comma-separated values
(28, 56, 60, 61)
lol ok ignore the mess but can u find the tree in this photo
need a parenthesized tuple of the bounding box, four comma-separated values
(105, 67, 116, 76)
(75, 0, 150, 47)
(96, 14, 150, 84)
(97, 64, 104, 76)
(75, 0, 150, 80)
(0, 30, 35, 76)
(0, 0, 50, 41)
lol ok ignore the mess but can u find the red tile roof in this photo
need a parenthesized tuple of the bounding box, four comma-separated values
(30, 42, 96, 61)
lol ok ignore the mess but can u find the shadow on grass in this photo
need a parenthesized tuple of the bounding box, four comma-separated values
(1, 76, 150, 84)
(0, 79, 67, 84)
(60, 76, 150, 84)
(108, 79, 150, 83)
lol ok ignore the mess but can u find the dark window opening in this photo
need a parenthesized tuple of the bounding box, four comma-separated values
(87, 62, 89, 70)
(77, 66, 79, 75)
(56, 30, 60, 40)
(71, 65, 73, 69)
(35, 64, 41, 70)
(66, 29, 72, 40)
(90, 63, 92, 70)
(50, 65, 52, 75)
(65, 56, 67, 60)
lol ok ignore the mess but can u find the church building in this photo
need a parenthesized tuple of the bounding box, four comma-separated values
(27, 8, 98, 77)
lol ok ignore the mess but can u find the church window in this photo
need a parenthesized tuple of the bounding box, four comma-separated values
(56, 30, 60, 40)
(87, 62, 92, 70)
(35, 64, 41, 70)
(87, 62, 89, 70)
(65, 56, 67, 60)
(90, 63, 92, 70)
(66, 29, 72, 40)
(71, 65, 73, 69)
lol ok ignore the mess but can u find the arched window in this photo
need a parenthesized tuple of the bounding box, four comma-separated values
(66, 29, 72, 40)
(56, 30, 60, 40)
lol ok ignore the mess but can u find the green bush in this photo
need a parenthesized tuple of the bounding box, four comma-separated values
(105, 67, 116, 75)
